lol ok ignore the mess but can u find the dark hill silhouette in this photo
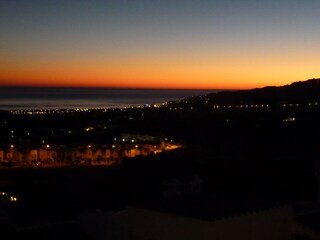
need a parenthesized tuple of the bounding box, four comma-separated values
(176, 78, 320, 106)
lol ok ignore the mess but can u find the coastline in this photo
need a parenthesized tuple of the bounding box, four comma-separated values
(0, 87, 214, 111)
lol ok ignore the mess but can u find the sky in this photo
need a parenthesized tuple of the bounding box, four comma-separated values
(0, 0, 319, 90)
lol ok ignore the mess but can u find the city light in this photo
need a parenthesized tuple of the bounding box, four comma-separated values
(10, 196, 17, 202)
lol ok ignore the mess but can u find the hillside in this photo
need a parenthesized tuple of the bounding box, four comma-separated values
(173, 78, 320, 106)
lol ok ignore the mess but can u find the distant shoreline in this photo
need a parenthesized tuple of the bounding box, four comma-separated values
(0, 88, 215, 110)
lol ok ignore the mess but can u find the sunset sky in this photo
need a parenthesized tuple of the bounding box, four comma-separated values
(0, 0, 319, 89)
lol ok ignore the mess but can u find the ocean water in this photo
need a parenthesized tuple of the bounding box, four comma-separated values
(0, 87, 215, 110)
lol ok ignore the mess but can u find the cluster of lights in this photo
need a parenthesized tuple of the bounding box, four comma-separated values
(10, 196, 17, 202)
(272, 102, 318, 107)
(167, 102, 320, 111)
(0, 140, 180, 167)
(9, 108, 103, 115)
(308, 102, 319, 106)
(85, 127, 94, 132)
(8, 100, 320, 116)
(212, 104, 269, 109)
(9, 103, 166, 116)
(10, 109, 77, 115)
(1, 192, 18, 202)
(211, 102, 320, 109)
(283, 104, 299, 107)
(114, 138, 137, 143)
(283, 117, 296, 122)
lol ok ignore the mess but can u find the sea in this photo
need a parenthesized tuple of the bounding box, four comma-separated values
(0, 87, 215, 110)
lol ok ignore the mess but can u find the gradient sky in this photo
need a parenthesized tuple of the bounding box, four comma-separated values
(0, 0, 319, 89)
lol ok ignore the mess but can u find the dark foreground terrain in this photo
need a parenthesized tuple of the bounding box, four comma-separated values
(1, 79, 320, 239)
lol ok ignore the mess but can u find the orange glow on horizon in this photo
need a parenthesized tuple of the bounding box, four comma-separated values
(0, 49, 318, 90)
(0, 74, 314, 90)
(0, 74, 290, 90)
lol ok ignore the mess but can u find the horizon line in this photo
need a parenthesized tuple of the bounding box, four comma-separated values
(0, 85, 231, 92)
